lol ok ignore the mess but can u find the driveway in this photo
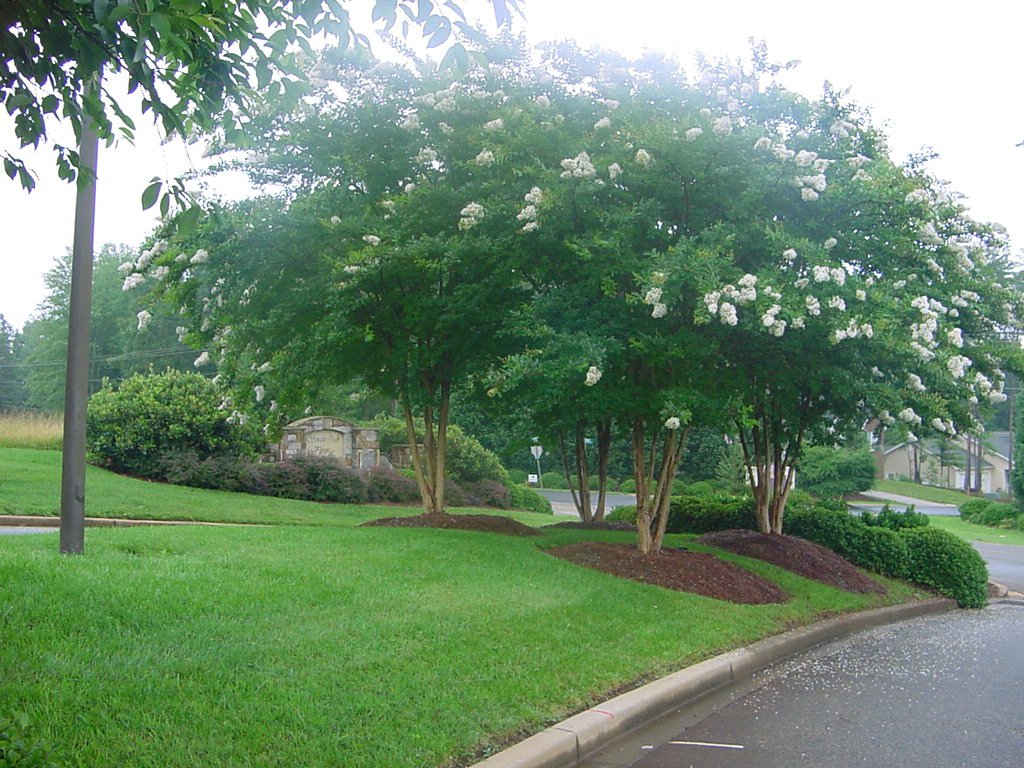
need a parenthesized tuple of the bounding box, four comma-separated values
(579, 603, 1024, 768)
(537, 489, 636, 517)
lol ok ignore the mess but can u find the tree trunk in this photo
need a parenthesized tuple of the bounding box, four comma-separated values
(400, 384, 450, 517)
(633, 418, 688, 554)
(594, 418, 611, 521)
(559, 428, 591, 522)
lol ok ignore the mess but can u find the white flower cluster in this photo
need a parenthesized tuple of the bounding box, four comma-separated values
(193, 351, 210, 367)
(760, 304, 786, 337)
(899, 408, 922, 425)
(517, 187, 544, 233)
(362, 234, 381, 246)
(907, 373, 927, 392)
(483, 118, 504, 131)
(136, 310, 152, 331)
(805, 295, 821, 315)
(828, 296, 846, 312)
(399, 113, 420, 131)
(535, 95, 550, 108)
(664, 416, 681, 430)
(782, 248, 798, 262)
(643, 286, 667, 319)
(459, 202, 486, 230)
(635, 148, 653, 168)
(416, 147, 438, 165)
(122, 273, 145, 291)
(560, 151, 597, 179)
(931, 417, 956, 435)
(905, 189, 929, 204)
(474, 149, 495, 166)
(712, 116, 732, 135)
(594, 116, 611, 130)
(947, 355, 972, 379)
(830, 119, 856, 138)
(254, 385, 266, 403)
(152, 266, 169, 281)
(608, 162, 622, 180)
(879, 410, 897, 427)
(833, 319, 872, 342)
(685, 127, 703, 142)
(947, 327, 964, 348)
(585, 365, 602, 386)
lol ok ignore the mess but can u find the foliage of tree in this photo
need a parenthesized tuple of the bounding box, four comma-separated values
(87, 369, 261, 477)
(796, 445, 876, 499)
(0, 315, 26, 410)
(16, 243, 195, 411)
(2, 0, 519, 194)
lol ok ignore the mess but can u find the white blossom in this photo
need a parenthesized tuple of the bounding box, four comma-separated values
(330, 215, 341, 225)
(905, 189, 929, 204)
(521, 221, 539, 233)
(704, 291, 721, 315)
(439, 121, 454, 134)
(400, 113, 421, 131)
(795, 150, 818, 167)
(824, 237, 838, 249)
(594, 116, 611, 130)
(712, 116, 732, 135)
(644, 287, 663, 305)
(947, 328, 964, 348)
(855, 289, 866, 301)
(459, 202, 486, 230)
(738, 273, 758, 289)
(805, 296, 821, 315)
(791, 317, 805, 329)
(931, 417, 947, 433)
(907, 373, 927, 392)
(871, 366, 884, 378)
(152, 266, 169, 281)
(754, 137, 772, 150)
(474, 149, 495, 166)
(118, 261, 134, 273)
(801, 187, 819, 201)
(136, 310, 152, 331)
(719, 302, 738, 325)
(416, 147, 438, 164)
(947, 355, 972, 379)
(193, 351, 210, 367)
(899, 408, 922, 426)
(535, 95, 550, 108)
(585, 366, 602, 386)
(254, 385, 266, 403)
(794, 277, 810, 289)
(685, 127, 703, 142)
(516, 205, 538, 222)
(664, 416, 681, 430)
(635, 148, 653, 167)
(830, 268, 846, 286)
(651, 302, 667, 319)
(561, 151, 597, 178)
(783, 248, 798, 262)
(608, 162, 622, 180)
(813, 266, 831, 283)
(483, 118, 503, 131)
(122, 273, 145, 291)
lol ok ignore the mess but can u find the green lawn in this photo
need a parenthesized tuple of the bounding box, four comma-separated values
(0, 447, 554, 527)
(872, 479, 979, 507)
(928, 515, 1024, 546)
(0, 449, 922, 768)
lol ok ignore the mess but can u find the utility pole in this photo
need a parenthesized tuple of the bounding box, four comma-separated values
(59, 73, 101, 555)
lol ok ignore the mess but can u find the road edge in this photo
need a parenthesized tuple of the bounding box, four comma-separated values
(470, 597, 955, 768)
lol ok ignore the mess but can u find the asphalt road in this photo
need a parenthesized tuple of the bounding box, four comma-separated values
(0, 527, 57, 535)
(580, 604, 1024, 768)
(537, 489, 637, 516)
(974, 542, 1024, 592)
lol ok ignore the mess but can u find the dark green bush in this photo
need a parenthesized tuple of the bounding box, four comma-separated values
(957, 498, 994, 522)
(683, 479, 721, 496)
(786, 506, 865, 557)
(541, 471, 566, 489)
(667, 493, 756, 534)
(258, 461, 313, 499)
(618, 478, 637, 493)
(461, 479, 512, 509)
(508, 484, 553, 515)
(969, 501, 1018, 527)
(0, 712, 57, 768)
(371, 418, 508, 484)
(1017, 514, 1024, 532)
(606, 504, 637, 525)
(365, 467, 421, 503)
(861, 504, 930, 531)
(507, 468, 528, 485)
(849, 526, 910, 579)
(88, 370, 262, 478)
(900, 527, 988, 608)
(797, 445, 876, 498)
(290, 456, 368, 503)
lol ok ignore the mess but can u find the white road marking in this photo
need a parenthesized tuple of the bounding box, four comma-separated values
(669, 740, 745, 750)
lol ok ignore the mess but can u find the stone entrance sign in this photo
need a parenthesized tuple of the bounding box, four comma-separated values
(272, 416, 381, 468)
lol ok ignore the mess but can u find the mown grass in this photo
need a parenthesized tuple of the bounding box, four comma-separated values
(0, 410, 62, 450)
(0, 523, 917, 768)
(928, 514, 1024, 546)
(0, 447, 555, 527)
(872, 479, 979, 506)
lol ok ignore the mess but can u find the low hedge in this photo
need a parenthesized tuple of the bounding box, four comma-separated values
(861, 504, 930, 531)
(900, 527, 989, 608)
(959, 498, 1019, 527)
(508, 484, 554, 515)
(668, 493, 756, 533)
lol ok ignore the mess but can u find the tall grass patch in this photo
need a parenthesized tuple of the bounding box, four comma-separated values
(0, 411, 61, 450)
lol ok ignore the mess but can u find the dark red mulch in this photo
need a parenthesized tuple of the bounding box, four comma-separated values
(361, 512, 541, 537)
(698, 529, 885, 595)
(547, 542, 788, 604)
(543, 520, 636, 531)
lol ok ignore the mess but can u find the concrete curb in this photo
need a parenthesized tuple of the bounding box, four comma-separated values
(470, 598, 955, 768)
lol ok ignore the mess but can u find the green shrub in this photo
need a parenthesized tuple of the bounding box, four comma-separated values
(1017, 514, 1024, 532)
(785, 506, 865, 557)
(87, 370, 261, 478)
(541, 471, 566, 489)
(371, 418, 509, 484)
(849, 526, 910, 579)
(958, 498, 994, 523)
(290, 456, 368, 503)
(975, 502, 1018, 527)
(797, 445, 876, 498)
(861, 504, 930, 531)
(667, 493, 756, 534)
(683, 479, 722, 497)
(606, 504, 637, 525)
(507, 468, 528, 485)
(508, 484, 553, 515)
(0, 712, 57, 768)
(618, 478, 637, 493)
(460, 479, 512, 509)
(900, 527, 988, 608)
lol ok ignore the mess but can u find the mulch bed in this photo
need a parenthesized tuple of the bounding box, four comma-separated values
(547, 542, 788, 604)
(698, 529, 885, 595)
(361, 512, 541, 537)
(543, 520, 636, 532)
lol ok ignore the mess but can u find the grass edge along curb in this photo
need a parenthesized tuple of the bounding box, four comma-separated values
(470, 598, 954, 768)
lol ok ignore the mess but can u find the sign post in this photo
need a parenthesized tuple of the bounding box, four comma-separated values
(530, 444, 544, 488)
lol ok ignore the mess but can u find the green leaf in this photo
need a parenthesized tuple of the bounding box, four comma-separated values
(175, 203, 202, 235)
(3, 158, 16, 180)
(150, 12, 170, 39)
(141, 179, 162, 210)
(159, 192, 171, 218)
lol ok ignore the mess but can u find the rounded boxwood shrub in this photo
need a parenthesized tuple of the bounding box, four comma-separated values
(606, 504, 637, 525)
(958, 498, 994, 522)
(507, 468, 528, 485)
(540, 471, 566, 489)
(850, 525, 910, 579)
(667, 493, 756, 534)
(618, 478, 637, 494)
(861, 504, 930, 531)
(797, 445, 876, 498)
(785, 506, 865, 558)
(899, 527, 988, 608)
(88, 370, 261, 478)
(508, 484, 553, 515)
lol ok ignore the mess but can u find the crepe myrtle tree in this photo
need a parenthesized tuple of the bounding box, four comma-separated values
(662, 76, 1024, 534)
(125, 44, 622, 517)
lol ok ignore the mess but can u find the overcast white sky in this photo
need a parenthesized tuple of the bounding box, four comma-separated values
(2, 1, 1022, 330)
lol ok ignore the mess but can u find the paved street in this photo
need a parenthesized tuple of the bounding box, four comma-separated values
(537, 489, 637, 516)
(974, 541, 1024, 592)
(0, 526, 57, 535)
(579, 605, 1024, 768)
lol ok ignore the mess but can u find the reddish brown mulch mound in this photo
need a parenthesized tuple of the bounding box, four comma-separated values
(543, 520, 635, 532)
(698, 529, 885, 595)
(361, 512, 541, 537)
(547, 542, 788, 604)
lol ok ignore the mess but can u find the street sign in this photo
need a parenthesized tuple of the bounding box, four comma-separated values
(530, 445, 543, 459)
(527, 474, 539, 484)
